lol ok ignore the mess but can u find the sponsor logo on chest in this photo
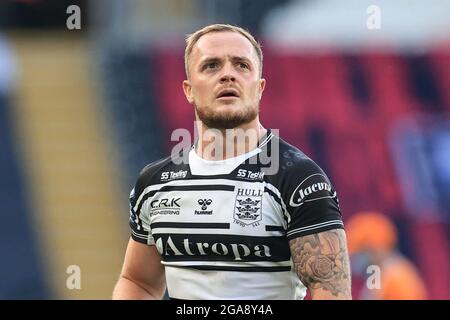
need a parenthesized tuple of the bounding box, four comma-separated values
(195, 199, 213, 215)
(155, 236, 272, 261)
(161, 170, 188, 181)
(236, 169, 265, 181)
(150, 197, 181, 215)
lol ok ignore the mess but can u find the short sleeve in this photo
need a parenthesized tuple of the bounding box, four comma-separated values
(284, 158, 344, 241)
(128, 186, 155, 245)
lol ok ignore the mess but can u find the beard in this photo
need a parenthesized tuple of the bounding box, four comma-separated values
(195, 103, 259, 129)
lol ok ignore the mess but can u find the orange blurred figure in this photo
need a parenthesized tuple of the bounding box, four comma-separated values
(347, 211, 428, 300)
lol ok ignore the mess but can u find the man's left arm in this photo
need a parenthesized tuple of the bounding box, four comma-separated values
(289, 228, 352, 299)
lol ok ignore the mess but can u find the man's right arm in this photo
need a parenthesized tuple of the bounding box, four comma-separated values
(113, 238, 166, 300)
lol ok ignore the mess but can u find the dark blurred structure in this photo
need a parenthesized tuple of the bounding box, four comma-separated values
(198, 0, 291, 35)
(0, 0, 88, 29)
(100, 47, 166, 188)
(0, 34, 50, 298)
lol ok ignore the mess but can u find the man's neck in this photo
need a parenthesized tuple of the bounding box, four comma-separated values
(195, 119, 267, 161)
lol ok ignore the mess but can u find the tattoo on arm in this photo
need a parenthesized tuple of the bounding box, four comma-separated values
(289, 229, 352, 299)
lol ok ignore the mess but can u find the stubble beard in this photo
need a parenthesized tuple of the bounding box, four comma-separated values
(195, 103, 259, 129)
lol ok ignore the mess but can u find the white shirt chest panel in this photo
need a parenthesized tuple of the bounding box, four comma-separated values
(145, 179, 285, 237)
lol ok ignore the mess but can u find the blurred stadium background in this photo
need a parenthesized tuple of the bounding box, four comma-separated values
(0, 0, 449, 299)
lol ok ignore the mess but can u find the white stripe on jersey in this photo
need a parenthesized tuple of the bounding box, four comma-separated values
(134, 178, 288, 217)
(264, 181, 291, 225)
(162, 260, 292, 268)
(131, 229, 147, 239)
(134, 178, 242, 213)
(286, 220, 344, 237)
(151, 227, 284, 236)
(259, 132, 274, 148)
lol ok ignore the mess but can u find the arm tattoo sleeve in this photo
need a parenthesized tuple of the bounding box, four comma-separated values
(289, 229, 352, 299)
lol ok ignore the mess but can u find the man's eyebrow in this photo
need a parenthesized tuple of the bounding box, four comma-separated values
(230, 56, 252, 63)
(199, 57, 221, 65)
(199, 56, 253, 64)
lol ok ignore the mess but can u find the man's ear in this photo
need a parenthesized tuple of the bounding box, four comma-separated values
(183, 80, 194, 104)
(258, 78, 266, 99)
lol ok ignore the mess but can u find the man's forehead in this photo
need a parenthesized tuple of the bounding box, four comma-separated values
(192, 31, 256, 62)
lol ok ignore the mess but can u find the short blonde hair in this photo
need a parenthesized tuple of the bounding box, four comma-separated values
(185, 24, 263, 78)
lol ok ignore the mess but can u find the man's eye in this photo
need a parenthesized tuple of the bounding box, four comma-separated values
(238, 62, 249, 69)
(205, 62, 218, 69)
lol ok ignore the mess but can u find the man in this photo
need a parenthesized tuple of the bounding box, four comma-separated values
(113, 24, 351, 300)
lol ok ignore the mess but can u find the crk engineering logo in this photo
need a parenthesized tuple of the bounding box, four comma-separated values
(150, 197, 181, 215)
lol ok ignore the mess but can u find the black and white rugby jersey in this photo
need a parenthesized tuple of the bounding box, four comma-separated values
(129, 129, 343, 300)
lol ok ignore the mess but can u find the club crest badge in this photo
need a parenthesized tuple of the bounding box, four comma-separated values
(233, 188, 263, 227)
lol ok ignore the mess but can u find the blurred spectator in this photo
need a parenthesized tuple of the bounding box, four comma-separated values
(347, 211, 428, 300)
(0, 34, 18, 97)
(0, 33, 50, 298)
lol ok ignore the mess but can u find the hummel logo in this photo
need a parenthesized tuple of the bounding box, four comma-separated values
(198, 199, 212, 210)
(195, 199, 213, 215)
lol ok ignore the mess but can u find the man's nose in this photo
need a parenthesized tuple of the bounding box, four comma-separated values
(219, 63, 236, 83)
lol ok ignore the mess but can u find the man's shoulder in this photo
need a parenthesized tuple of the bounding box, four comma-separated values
(139, 155, 175, 178)
(270, 135, 338, 210)
(134, 151, 188, 192)
(274, 135, 325, 178)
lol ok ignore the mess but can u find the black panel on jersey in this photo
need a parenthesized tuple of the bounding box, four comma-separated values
(264, 136, 344, 240)
(151, 222, 230, 229)
(153, 233, 291, 263)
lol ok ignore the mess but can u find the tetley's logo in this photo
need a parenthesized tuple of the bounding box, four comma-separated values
(289, 174, 336, 207)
